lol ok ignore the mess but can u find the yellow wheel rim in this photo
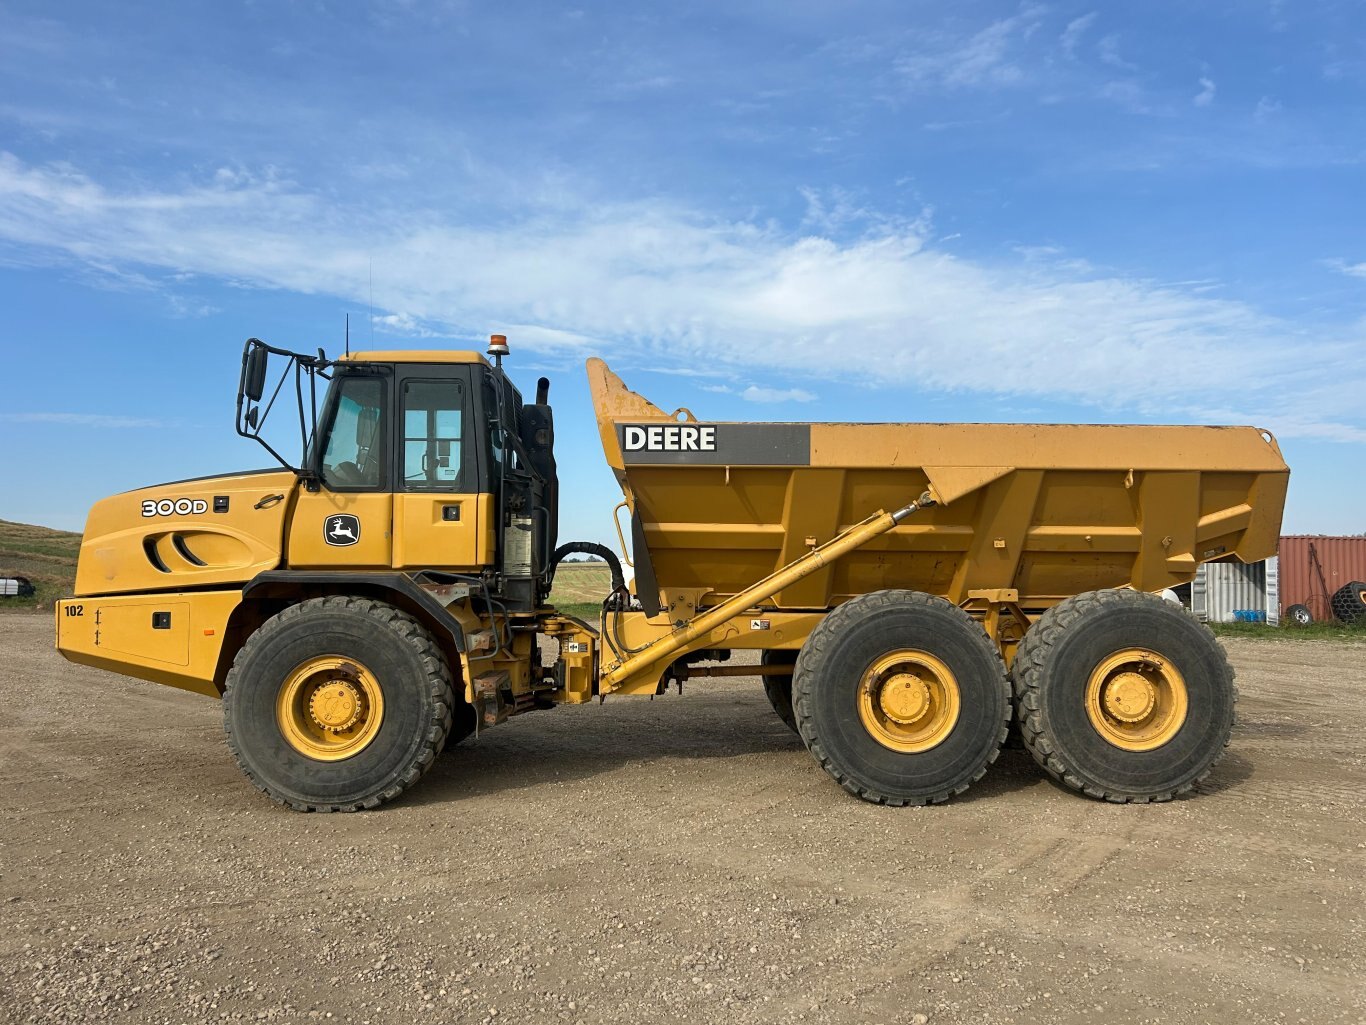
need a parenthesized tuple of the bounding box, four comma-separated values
(856, 649, 960, 753)
(276, 656, 385, 761)
(1084, 648, 1187, 751)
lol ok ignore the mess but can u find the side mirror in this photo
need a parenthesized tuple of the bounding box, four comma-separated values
(244, 342, 268, 403)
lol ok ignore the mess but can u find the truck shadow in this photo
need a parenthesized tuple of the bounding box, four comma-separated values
(409, 688, 1044, 806)
(950, 746, 1048, 804)
(1191, 749, 1255, 796)
(413, 696, 807, 805)
(978, 747, 1255, 804)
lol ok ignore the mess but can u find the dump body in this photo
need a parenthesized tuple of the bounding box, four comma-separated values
(589, 359, 1289, 614)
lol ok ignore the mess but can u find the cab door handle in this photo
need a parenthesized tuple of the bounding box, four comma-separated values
(442, 504, 461, 522)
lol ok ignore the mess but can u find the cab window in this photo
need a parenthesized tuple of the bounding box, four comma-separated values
(403, 380, 465, 490)
(320, 377, 385, 489)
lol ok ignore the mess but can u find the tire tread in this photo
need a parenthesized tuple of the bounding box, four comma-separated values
(1011, 588, 1237, 803)
(792, 590, 1010, 806)
(222, 595, 455, 812)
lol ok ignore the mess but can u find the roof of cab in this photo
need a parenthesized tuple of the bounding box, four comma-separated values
(339, 350, 490, 366)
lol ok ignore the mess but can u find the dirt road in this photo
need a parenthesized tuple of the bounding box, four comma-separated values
(1, 612, 1362, 1025)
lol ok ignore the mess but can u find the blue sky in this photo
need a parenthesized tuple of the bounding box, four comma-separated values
(1, 0, 1363, 545)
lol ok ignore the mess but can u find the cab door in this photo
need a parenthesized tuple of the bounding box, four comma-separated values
(287, 373, 395, 568)
(391, 371, 490, 571)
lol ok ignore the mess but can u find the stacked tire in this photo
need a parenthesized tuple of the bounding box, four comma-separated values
(1330, 581, 1366, 625)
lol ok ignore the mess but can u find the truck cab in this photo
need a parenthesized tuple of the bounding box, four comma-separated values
(278, 345, 557, 612)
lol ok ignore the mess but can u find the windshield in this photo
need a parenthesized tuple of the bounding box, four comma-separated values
(319, 376, 385, 489)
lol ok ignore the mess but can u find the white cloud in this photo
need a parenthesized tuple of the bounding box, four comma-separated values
(1327, 259, 1366, 279)
(497, 324, 599, 351)
(0, 153, 1362, 443)
(1098, 79, 1151, 115)
(741, 385, 817, 404)
(1059, 12, 1097, 58)
(1194, 76, 1217, 107)
(372, 311, 438, 337)
(0, 412, 164, 428)
(895, 7, 1046, 90)
(800, 186, 872, 234)
(1097, 34, 1138, 71)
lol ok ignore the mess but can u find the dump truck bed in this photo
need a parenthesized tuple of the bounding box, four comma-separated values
(588, 359, 1289, 611)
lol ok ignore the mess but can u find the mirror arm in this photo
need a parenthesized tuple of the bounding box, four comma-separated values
(294, 363, 308, 462)
(233, 336, 333, 477)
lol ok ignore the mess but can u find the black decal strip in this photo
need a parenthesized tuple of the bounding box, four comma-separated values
(618, 423, 811, 465)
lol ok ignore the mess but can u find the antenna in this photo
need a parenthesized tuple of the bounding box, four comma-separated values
(345, 313, 350, 357)
(369, 258, 374, 347)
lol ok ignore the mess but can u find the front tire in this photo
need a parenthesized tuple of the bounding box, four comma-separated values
(223, 596, 455, 811)
(792, 590, 1010, 805)
(1012, 589, 1235, 802)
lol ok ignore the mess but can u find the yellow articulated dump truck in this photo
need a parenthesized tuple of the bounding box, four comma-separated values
(56, 336, 1288, 811)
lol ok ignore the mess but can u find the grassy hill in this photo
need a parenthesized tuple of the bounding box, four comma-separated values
(0, 519, 81, 611)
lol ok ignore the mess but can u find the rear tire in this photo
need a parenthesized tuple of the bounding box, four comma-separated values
(224, 596, 455, 811)
(1012, 589, 1235, 803)
(792, 590, 1009, 805)
(1330, 582, 1366, 624)
(761, 650, 798, 734)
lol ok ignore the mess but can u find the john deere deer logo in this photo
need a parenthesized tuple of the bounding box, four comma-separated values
(325, 514, 361, 547)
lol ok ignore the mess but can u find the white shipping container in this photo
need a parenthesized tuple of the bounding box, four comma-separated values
(1192, 558, 1279, 626)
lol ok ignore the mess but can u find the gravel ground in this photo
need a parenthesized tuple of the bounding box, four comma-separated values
(1, 612, 1363, 1025)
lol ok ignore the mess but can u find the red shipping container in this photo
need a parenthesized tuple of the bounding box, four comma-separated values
(1277, 536, 1366, 621)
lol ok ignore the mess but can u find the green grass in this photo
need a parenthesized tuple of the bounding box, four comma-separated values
(0, 518, 81, 611)
(552, 602, 606, 623)
(548, 562, 614, 623)
(1209, 619, 1366, 642)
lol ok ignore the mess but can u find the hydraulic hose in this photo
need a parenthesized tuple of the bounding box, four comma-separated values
(549, 541, 626, 595)
(548, 540, 638, 659)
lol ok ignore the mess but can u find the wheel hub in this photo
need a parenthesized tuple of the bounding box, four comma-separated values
(856, 649, 961, 754)
(276, 656, 385, 762)
(310, 680, 364, 732)
(1102, 672, 1156, 723)
(879, 673, 931, 725)
(1084, 648, 1188, 752)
